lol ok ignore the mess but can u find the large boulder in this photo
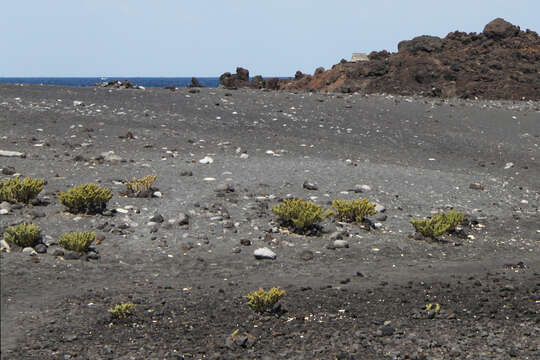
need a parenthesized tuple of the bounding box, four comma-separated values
(236, 67, 249, 82)
(398, 35, 443, 53)
(483, 18, 519, 39)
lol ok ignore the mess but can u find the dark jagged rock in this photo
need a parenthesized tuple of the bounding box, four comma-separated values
(277, 18, 540, 100)
(187, 77, 204, 88)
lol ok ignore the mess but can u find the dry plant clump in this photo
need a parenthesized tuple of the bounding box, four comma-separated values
(3, 223, 41, 248)
(411, 209, 465, 238)
(272, 199, 330, 234)
(245, 287, 286, 313)
(331, 199, 377, 222)
(109, 302, 135, 319)
(58, 232, 95, 252)
(57, 184, 112, 214)
(124, 174, 157, 197)
(0, 176, 44, 203)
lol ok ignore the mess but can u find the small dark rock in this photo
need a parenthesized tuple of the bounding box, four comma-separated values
(240, 239, 251, 246)
(1, 166, 16, 175)
(180, 170, 193, 176)
(178, 213, 189, 226)
(52, 249, 64, 257)
(63, 252, 81, 260)
(150, 213, 164, 223)
(303, 181, 318, 190)
(299, 250, 314, 261)
(469, 183, 485, 190)
(34, 243, 47, 254)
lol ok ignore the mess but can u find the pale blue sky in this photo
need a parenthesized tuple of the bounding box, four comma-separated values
(1, 0, 538, 77)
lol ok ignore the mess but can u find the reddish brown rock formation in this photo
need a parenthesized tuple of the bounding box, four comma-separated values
(222, 19, 539, 100)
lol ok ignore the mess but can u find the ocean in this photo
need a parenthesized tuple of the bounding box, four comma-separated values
(0, 77, 221, 88)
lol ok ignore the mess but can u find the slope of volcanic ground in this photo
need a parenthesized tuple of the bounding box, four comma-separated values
(222, 18, 540, 101)
(0, 84, 539, 359)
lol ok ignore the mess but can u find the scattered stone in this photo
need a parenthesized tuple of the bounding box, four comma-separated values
(0, 150, 26, 158)
(73, 100, 84, 106)
(86, 252, 100, 260)
(52, 249, 64, 257)
(152, 191, 162, 198)
(231, 247, 241, 253)
(180, 170, 193, 176)
(215, 183, 235, 193)
(253, 247, 276, 260)
(199, 156, 214, 164)
(34, 243, 47, 254)
(63, 252, 81, 260)
(469, 183, 485, 190)
(100, 151, 123, 162)
(380, 324, 395, 337)
(0, 239, 10, 252)
(30, 210, 46, 219)
(504, 162, 514, 169)
(329, 231, 345, 240)
(0, 209, 8, 215)
(354, 184, 371, 193)
(149, 213, 164, 223)
(375, 204, 386, 213)
(303, 181, 318, 190)
(375, 214, 387, 221)
(299, 250, 314, 261)
(178, 213, 190, 226)
(95, 234, 105, 244)
(240, 239, 251, 246)
(1, 166, 16, 175)
(328, 240, 349, 249)
(22, 247, 37, 256)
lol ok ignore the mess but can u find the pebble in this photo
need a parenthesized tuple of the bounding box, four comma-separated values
(0, 239, 10, 252)
(240, 239, 251, 246)
(63, 252, 81, 260)
(240, 153, 249, 159)
(199, 156, 214, 164)
(469, 183, 485, 190)
(178, 213, 190, 225)
(116, 208, 129, 214)
(299, 250, 314, 261)
(1, 166, 16, 175)
(329, 240, 349, 249)
(22, 247, 37, 256)
(303, 181, 318, 190)
(375, 214, 387, 221)
(149, 213, 164, 223)
(73, 100, 84, 106)
(375, 204, 386, 213)
(34, 243, 47, 254)
(354, 184, 372, 193)
(253, 247, 276, 260)
(100, 151, 123, 162)
(0, 150, 26, 158)
(504, 162, 514, 169)
(0, 209, 8, 215)
(52, 249, 64, 257)
(180, 170, 193, 176)
(152, 191, 162, 198)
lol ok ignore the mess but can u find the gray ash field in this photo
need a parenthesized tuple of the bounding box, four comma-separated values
(1, 84, 539, 359)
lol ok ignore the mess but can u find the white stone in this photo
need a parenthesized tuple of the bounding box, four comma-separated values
(0, 209, 8, 215)
(0, 150, 26, 158)
(375, 204, 386, 213)
(22, 247, 37, 256)
(253, 247, 276, 260)
(504, 162, 514, 169)
(203, 177, 216, 181)
(333, 240, 349, 248)
(240, 153, 249, 159)
(152, 191, 163, 198)
(355, 184, 372, 192)
(199, 156, 214, 164)
(101, 151, 123, 162)
(116, 208, 129, 214)
(73, 100, 84, 106)
(0, 239, 11, 252)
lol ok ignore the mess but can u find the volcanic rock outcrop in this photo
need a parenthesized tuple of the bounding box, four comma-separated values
(223, 18, 540, 100)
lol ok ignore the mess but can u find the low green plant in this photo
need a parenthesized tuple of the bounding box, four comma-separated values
(3, 223, 41, 247)
(331, 199, 377, 222)
(245, 287, 286, 313)
(272, 199, 330, 233)
(0, 176, 44, 203)
(58, 231, 95, 252)
(57, 184, 112, 214)
(411, 209, 465, 238)
(109, 302, 135, 319)
(125, 174, 157, 196)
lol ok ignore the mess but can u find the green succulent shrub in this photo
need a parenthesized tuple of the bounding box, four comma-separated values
(58, 231, 95, 252)
(3, 223, 41, 247)
(109, 302, 135, 319)
(0, 176, 44, 203)
(245, 287, 285, 313)
(124, 174, 157, 197)
(411, 209, 465, 238)
(331, 199, 377, 222)
(272, 199, 330, 234)
(57, 184, 112, 214)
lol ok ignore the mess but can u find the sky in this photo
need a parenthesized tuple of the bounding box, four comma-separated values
(1, 0, 538, 77)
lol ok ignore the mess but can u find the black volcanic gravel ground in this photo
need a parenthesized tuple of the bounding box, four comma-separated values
(0, 84, 539, 359)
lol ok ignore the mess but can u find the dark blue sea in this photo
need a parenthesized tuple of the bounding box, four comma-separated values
(0, 77, 220, 88)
